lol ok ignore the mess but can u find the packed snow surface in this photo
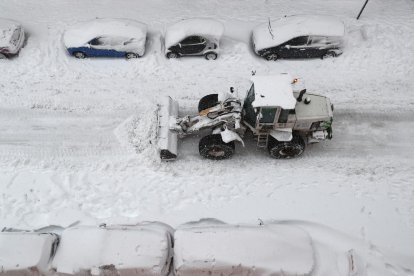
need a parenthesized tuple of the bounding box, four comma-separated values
(52, 223, 172, 275)
(63, 18, 147, 55)
(174, 223, 314, 276)
(165, 18, 224, 50)
(251, 74, 298, 109)
(0, 232, 57, 272)
(0, 0, 414, 275)
(252, 15, 345, 51)
(0, 18, 20, 48)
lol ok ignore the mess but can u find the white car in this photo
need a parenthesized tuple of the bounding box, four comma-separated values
(0, 18, 25, 59)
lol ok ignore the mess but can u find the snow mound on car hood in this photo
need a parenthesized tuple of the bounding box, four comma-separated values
(165, 18, 224, 50)
(0, 18, 21, 48)
(252, 15, 345, 52)
(174, 223, 315, 276)
(63, 18, 147, 54)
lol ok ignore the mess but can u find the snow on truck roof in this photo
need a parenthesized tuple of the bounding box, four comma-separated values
(251, 74, 298, 109)
(165, 18, 224, 49)
(253, 15, 345, 51)
(63, 18, 147, 48)
(0, 18, 21, 47)
(174, 224, 315, 276)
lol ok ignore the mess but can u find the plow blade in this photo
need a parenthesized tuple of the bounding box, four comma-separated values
(157, 96, 179, 160)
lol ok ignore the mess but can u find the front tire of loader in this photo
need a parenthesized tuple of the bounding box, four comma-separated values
(268, 135, 305, 159)
(199, 134, 235, 160)
(198, 94, 218, 112)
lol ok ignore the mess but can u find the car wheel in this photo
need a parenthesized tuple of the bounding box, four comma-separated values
(264, 53, 278, 61)
(198, 94, 219, 112)
(73, 52, 86, 59)
(268, 135, 305, 159)
(205, 52, 218, 60)
(166, 52, 179, 59)
(199, 134, 235, 160)
(0, 53, 7, 59)
(322, 51, 337, 59)
(126, 52, 139, 59)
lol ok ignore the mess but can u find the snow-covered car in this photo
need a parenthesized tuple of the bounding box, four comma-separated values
(0, 231, 59, 275)
(0, 18, 25, 59)
(165, 18, 224, 60)
(52, 223, 174, 276)
(252, 15, 345, 61)
(63, 19, 147, 59)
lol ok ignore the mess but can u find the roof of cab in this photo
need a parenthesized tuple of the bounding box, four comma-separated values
(63, 18, 147, 48)
(165, 18, 224, 50)
(251, 74, 298, 109)
(252, 15, 345, 51)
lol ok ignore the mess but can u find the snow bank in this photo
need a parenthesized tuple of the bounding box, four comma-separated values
(0, 18, 21, 48)
(174, 223, 315, 276)
(63, 19, 147, 55)
(0, 232, 58, 275)
(251, 74, 298, 109)
(52, 223, 173, 276)
(252, 15, 345, 51)
(165, 18, 224, 50)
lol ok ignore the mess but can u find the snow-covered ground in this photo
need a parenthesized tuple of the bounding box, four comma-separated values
(1, 0, 413, 274)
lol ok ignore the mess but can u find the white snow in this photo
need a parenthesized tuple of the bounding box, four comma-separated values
(174, 222, 314, 276)
(252, 15, 345, 51)
(0, 0, 414, 275)
(63, 18, 147, 55)
(164, 18, 224, 50)
(52, 223, 173, 276)
(251, 74, 298, 109)
(0, 232, 58, 273)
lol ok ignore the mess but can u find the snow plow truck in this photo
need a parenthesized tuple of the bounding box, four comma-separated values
(157, 73, 333, 161)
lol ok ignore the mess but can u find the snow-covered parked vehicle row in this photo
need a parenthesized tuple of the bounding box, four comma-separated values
(63, 19, 147, 59)
(0, 220, 366, 276)
(0, 18, 25, 59)
(252, 15, 345, 61)
(164, 18, 224, 60)
(157, 73, 334, 161)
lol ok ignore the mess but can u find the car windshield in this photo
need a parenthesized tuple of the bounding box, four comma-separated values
(10, 27, 21, 46)
(181, 36, 204, 45)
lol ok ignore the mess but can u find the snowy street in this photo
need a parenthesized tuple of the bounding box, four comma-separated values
(1, 0, 414, 274)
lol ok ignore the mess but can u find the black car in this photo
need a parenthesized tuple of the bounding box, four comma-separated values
(252, 15, 345, 61)
(165, 19, 224, 60)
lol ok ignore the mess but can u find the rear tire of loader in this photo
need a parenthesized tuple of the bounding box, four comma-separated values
(199, 134, 235, 160)
(198, 94, 219, 112)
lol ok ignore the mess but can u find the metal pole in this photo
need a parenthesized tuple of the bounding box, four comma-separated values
(357, 0, 370, 20)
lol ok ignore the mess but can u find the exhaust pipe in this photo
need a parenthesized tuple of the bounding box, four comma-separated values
(297, 89, 306, 102)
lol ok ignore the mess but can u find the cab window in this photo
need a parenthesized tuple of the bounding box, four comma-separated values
(278, 109, 290, 123)
(260, 108, 277, 124)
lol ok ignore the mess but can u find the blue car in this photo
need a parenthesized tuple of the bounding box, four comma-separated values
(63, 19, 147, 59)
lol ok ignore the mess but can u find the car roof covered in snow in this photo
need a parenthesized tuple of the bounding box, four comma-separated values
(174, 223, 315, 276)
(252, 15, 345, 51)
(52, 223, 173, 275)
(63, 18, 147, 48)
(0, 18, 21, 48)
(251, 74, 299, 109)
(165, 18, 224, 49)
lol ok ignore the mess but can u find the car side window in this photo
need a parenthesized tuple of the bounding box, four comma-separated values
(287, 36, 309, 46)
(309, 36, 328, 45)
(181, 36, 204, 45)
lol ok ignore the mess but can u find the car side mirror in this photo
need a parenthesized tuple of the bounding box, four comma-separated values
(178, 43, 182, 48)
(285, 45, 291, 49)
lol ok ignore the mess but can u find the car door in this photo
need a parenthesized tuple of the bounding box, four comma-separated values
(88, 36, 124, 57)
(179, 36, 207, 55)
(281, 36, 310, 58)
(307, 36, 329, 57)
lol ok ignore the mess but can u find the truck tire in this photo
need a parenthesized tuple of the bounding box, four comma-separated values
(268, 135, 305, 159)
(199, 134, 235, 160)
(198, 94, 218, 112)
